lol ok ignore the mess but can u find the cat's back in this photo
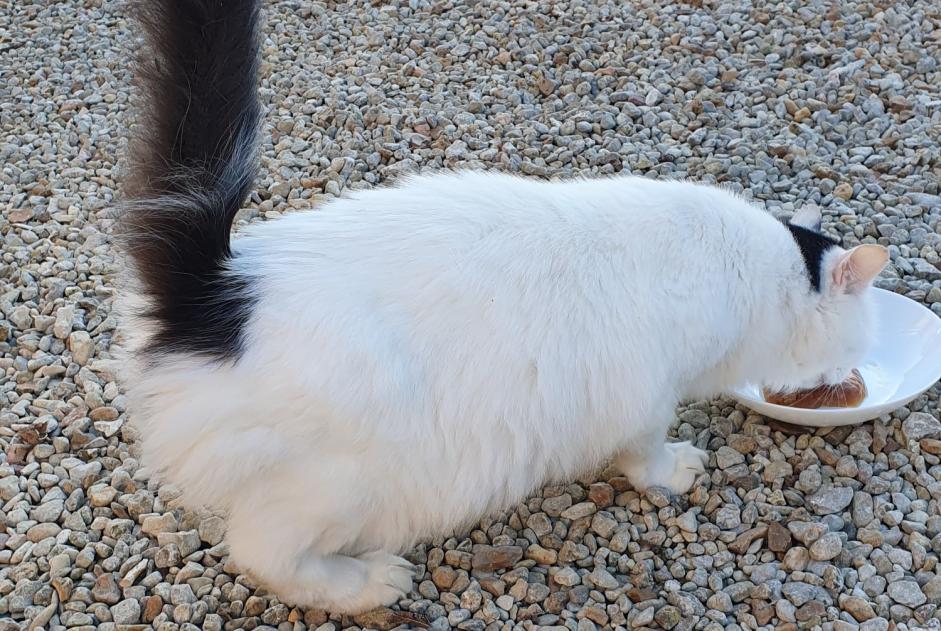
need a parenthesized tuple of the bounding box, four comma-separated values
(236, 171, 754, 264)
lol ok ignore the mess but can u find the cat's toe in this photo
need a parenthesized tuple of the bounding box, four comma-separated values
(362, 552, 414, 603)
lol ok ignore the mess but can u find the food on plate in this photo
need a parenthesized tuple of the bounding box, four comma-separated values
(763, 369, 867, 409)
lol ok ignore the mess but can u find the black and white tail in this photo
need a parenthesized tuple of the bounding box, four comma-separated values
(121, 0, 262, 359)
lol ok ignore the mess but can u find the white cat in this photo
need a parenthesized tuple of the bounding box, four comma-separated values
(117, 0, 888, 614)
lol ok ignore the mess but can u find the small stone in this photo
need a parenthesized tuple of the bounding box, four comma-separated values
(796, 600, 826, 622)
(553, 567, 580, 587)
(706, 592, 733, 612)
(783, 582, 817, 606)
(716, 446, 745, 469)
(860, 618, 889, 631)
(645, 487, 671, 507)
(157, 530, 200, 557)
(170, 584, 196, 605)
(198, 516, 226, 545)
(903, 412, 941, 441)
(27, 522, 61, 544)
(542, 494, 572, 516)
(444, 140, 467, 161)
(561, 501, 596, 520)
(887, 580, 926, 607)
(777, 599, 797, 622)
(244, 596, 266, 616)
(809, 532, 842, 560)
(808, 487, 854, 515)
(92, 573, 121, 605)
(432, 565, 456, 590)
(526, 543, 557, 565)
(88, 483, 117, 507)
(68, 330, 94, 365)
(49, 553, 71, 577)
(834, 182, 854, 200)
(753, 601, 774, 625)
(921, 438, 941, 455)
(155, 544, 182, 568)
(841, 595, 876, 621)
(923, 575, 941, 601)
(853, 492, 875, 527)
(675, 510, 698, 533)
(53, 306, 75, 339)
(471, 545, 522, 572)
(142, 595, 164, 623)
(715, 505, 741, 529)
(111, 598, 142, 624)
(654, 605, 681, 629)
(588, 567, 618, 590)
(142, 513, 178, 536)
(89, 406, 119, 422)
(588, 482, 614, 508)
(590, 512, 617, 538)
(729, 525, 767, 554)
(632, 606, 655, 626)
(768, 521, 792, 552)
(353, 608, 407, 631)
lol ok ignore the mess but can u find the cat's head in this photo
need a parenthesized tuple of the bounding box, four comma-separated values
(772, 205, 889, 391)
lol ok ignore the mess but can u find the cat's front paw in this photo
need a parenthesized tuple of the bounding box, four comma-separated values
(343, 552, 414, 613)
(663, 441, 708, 494)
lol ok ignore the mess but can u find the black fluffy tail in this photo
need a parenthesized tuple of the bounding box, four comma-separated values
(122, 0, 262, 359)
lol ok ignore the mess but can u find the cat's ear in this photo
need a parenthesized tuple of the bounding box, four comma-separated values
(831, 244, 889, 294)
(790, 205, 822, 231)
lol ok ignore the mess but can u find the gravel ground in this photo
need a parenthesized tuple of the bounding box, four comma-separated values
(2, 0, 941, 630)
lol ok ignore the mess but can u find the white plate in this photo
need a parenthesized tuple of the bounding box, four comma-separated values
(729, 288, 941, 427)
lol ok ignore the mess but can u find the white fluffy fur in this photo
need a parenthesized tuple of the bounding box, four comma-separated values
(120, 172, 884, 612)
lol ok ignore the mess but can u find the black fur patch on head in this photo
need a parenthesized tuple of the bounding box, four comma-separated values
(785, 223, 840, 291)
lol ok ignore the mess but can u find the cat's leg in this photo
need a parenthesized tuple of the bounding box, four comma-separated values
(226, 500, 414, 613)
(615, 426, 708, 494)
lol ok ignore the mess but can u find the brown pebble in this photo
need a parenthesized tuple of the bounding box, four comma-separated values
(840, 595, 876, 621)
(767, 521, 792, 552)
(141, 595, 163, 623)
(833, 182, 854, 200)
(471, 545, 523, 572)
(921, 438, 941, 455)
(753, 601, 774, 625)
(431, 565, 456, 590)
(626, 587, 658, 602)
(91, 573, 121, 605)
(729, 524, 768, 554)
(796, 600, 826, 622)
(609, 476, 632, 492)
(793, 106, 812, 122)
(354, 608, 428, 631)
(89, 406, 120, 422)
(478, 576, 506, 597)
(588, 482, 614, 508)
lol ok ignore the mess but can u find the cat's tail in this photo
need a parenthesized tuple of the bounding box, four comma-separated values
(120, 0, 262, 358)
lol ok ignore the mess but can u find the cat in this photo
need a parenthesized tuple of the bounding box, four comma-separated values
(116, 0, 889, 614)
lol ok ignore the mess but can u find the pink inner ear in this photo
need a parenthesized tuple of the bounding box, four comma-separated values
(832, 245, 889, 293)
(832, 252, 850, 288)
